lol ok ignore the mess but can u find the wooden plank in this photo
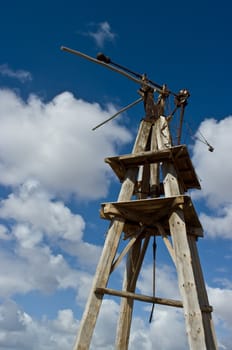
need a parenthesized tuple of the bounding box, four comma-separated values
(110, 236, 137, 273)
(156, 116, 207, 350)
(73, 120, 152, 350)
(115, 238, 142, 349)
(105, 144, 201, 190)
(115, 123, 153, 350)
(100, 196, 203, 235)
(168, 209, 207, 350)
(188, 236, 218, 349)
(96, 287, 212, 313)
(96, 287, 183, 308)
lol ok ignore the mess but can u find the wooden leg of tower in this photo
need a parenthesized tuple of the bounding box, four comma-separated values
(73, 120, 153, 350)
(156, 115, 210, 349)
(73, 171, 138, 350)
(115, 120, 159, 349)
(115, 239, 141, 350)
(169, 208, 207, 350)
(116, 123, 155, 349)
(115, 236, 150, 349)
(188, 235, 218, 350)
(73, 218, 125, 350)
(114, 120, 153, 349)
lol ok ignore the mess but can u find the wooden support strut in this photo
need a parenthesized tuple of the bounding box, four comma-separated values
(73, 120, 153, 350)
(156, 116, 218, 350)
(115, 124, 153, 350)
(95, 287, 213, 313)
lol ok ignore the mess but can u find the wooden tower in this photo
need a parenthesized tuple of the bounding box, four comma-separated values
(61, 47, 218, 350)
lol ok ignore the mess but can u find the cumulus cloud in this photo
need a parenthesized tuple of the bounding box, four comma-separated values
(85, 22, 116, 48)
(192, 116, 232, 239)
(0, 297, 187, 350)
(91, 299, 119, 349)
(200, 205, 232, 239)
(208, 285, 232, 349)
(0, 300, 79, 350)
(192, 116, 232, 206)
(0, 89, 131, 199)
(0, 88, 131, 298)
(0, 63, 32, 82)
(0, 180, 85, 244)
(0, 239, 94, 298)
(0, 275, 230, 350)
(0, 181, 100, 299)
(130, 308, 187, 350)
(137, 264, 180, 300)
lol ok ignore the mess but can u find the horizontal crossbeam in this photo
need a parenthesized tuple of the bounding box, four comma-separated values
(95, 287, 183, 307)
(95, 287, 213, 313)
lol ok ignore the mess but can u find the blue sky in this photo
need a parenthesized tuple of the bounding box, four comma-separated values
(0, 1, 232, 349)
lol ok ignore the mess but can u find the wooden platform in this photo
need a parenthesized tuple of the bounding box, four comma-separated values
(100, 195, 203, 237)
(105, 145, 201, 191)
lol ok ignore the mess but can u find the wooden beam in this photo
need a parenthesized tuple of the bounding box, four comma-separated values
(111, 230, 144, 273)
(115, 125, 155, 349)
(115, 238, 142, 349)
(95, 288, 213, 313)
(73, 120, 152, 350)
(188, 236, 218, 349)
(156, 116, 208, 350)
(96, 287, 183, 308)
(155, 222, 176, 266)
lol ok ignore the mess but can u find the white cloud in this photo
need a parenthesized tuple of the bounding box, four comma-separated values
(0, 180, 85, 244)
(0, 300, 79, 350)
(0, 89, 131, 199)
(208, 285, 232, 328)
(0, 276, 230, 350)
(0, 224, 10, 240)
(200, 205, 232, 239)
(0, 297, 187, 350)
(130, 308, 187, 350)
(91, 299, 119, 349)
(86, 22, 116, 48)
(0, 181, 100, 300)
(208, 285, 232, 349)
(192, 116, 232, 239)
(192, 116, 232, 206)
(137, 264, 180, 299)
(0, 242, 87, 297)
(0, 63, 32, 82)
(0, 87, 132, 344)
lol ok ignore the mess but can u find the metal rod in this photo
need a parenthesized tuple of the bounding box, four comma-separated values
(108, 59, 143, 80)
(92, 97, 143, 131)
(97, 52, 172, 94)
(177, 104, 185, 145)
